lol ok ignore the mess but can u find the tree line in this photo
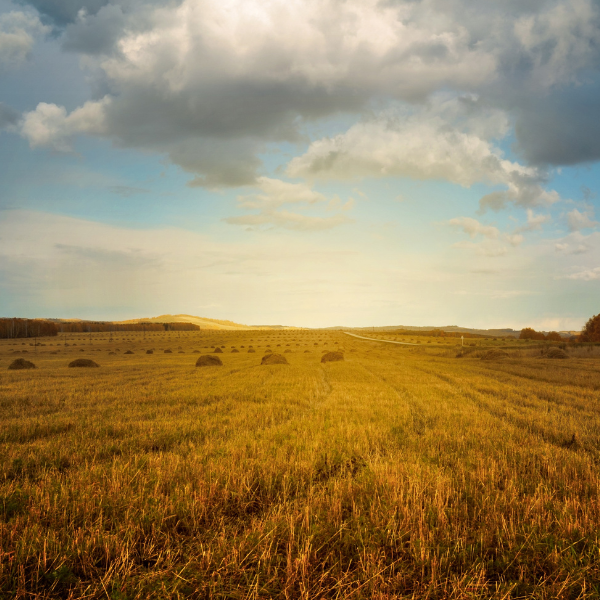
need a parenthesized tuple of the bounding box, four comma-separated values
(0, 319, 59, 339)
(519, 313, 600, 343)
(0, 319, 200, 338)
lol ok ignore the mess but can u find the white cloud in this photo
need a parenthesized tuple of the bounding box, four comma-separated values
(225, 177, 351, 231)
(287, 98, 560, 210)
(20, 97, 111, 151)
(14, 0, 600, 184)
(449, 217, 499, 239)
(567, 208, 598, 231)
(566, 267, 600, 281)
(0, 11, 49, 67)
(515, 209, 552, 232)
(235, 177, 328, 210)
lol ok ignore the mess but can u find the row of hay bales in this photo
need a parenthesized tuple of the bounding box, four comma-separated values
(474, 347, 569, 360)
(8, 358, 100, 370)
(196, 351, 345, 367)
(8, 351, 346, 370)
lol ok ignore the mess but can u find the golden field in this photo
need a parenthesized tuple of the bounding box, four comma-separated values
(1, 330, 600, 599)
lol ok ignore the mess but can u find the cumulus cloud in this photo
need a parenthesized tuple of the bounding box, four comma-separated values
(449, 215, 524, 253)
(11, 0, 498, 185)
(289, 98, 561, 210)
(553, 231, 599, 255)
(0, 11, 49, 67)
(20, 97, 110, 151)
(514, 209, 552, 233)
(14, 0, 600, 185)
(224, 177, 352, 231)
(567, 208, 598, 231)
(566, 267, 600, 281)
(449, 217, 499, 239)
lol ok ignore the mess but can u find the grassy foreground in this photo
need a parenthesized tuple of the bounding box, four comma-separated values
(1, 330, 600, 599)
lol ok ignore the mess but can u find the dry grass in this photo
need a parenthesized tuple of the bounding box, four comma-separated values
(1, 330, 600, 598)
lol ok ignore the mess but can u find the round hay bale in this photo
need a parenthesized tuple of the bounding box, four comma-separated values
(261, 353, 288, 365)
(193, 350, 200, 353)
(146, 350, 153, 354)
(196, 355, 223, 367)
(231, 348, 239, 353)
(480, 349, 509, 360)
(248, 348, 256, 353)
(124, 350, 134, 354)
(304, 350, 310, 353)
(321, 351, 344, 363)
(213, 347, 223, 353)
(545, 347, 569, 359)
(8, 358, 36, 370)
(68, 359, 100, 368)
(164, 349, 172, 353)
(284, 349, 292, 353)
(108, 351, 116, 355)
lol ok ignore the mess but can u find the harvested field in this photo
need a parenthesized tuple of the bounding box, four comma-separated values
(1, 329, 600, 598)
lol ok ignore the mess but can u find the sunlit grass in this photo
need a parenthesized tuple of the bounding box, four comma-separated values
(1, 330, 599, 598)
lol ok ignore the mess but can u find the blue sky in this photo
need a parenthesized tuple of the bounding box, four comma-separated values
(1, 0, 599, 330)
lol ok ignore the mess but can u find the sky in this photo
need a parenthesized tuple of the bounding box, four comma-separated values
(0, 0, 599, 330)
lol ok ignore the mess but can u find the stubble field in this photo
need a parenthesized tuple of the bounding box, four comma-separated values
(1, 330, 600, 599)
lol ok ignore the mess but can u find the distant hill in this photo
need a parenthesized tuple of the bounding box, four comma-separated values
(325, 325, 572, 338)
(116, 314, 291, 331)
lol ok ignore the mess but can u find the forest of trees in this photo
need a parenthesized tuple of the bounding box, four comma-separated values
(0, 319, 59, 339)
(0, 319, 200, 338)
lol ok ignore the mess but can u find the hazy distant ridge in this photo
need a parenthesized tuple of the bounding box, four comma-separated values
(116, 314, 290, 330)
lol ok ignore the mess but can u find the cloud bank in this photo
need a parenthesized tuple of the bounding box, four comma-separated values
(13, 0, 600, 191)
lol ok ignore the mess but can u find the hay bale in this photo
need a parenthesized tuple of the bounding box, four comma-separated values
(304, 350, 310, 353)
(284, 349, 292, 353)
(192, 350, 200, 353)
(261, 353, 288, 365)
(480, 349, 509, 360)
(68, 359, 100, 368)
(213, 347, 223, 353)
(321, 351, 344, 363)
(196, 355, 223, 367)
(146, 350, 153, 354)
(8, 358, 36, 370)
(164, 349, 172, 353)
(545, 347, 569, 359)
(124, 350, 134, 354)
(248, 348, 256, 353)
(108, 351, 116, 355)
(231, 348, 239, 353)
